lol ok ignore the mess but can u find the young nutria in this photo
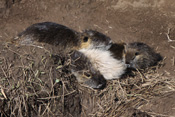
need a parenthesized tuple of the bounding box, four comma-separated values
(125, 42, 162, 69)
(13, 22, 112, 52)
(70, 51, 106, 89)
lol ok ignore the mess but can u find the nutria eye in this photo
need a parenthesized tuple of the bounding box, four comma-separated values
(83, 37, 89, 42)
(135, 52, 139, 56)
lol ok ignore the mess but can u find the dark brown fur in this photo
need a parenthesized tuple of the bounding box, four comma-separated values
(13, 22, 80, 51)
(13, 22, 112, 52)
(125, 42, 162, 69)
(109, 43, 126, 60)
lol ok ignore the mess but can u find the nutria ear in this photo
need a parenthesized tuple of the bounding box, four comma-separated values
(83, 29, 95, 36)
(87, 31, 94, 36)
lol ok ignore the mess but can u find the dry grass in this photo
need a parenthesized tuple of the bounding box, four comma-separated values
(0, 43, 174, 117)
(79, 61, 175, 116)
(0, 43, 80, 117)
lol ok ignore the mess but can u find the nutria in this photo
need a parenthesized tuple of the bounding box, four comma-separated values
(13, 22, 112, 52)
(125, 42, 162, 69)
(70, 51, 106, 89)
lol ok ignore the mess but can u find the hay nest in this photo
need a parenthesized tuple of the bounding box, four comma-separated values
(0, 43, 81, 116)
(0, 43, 174, 117)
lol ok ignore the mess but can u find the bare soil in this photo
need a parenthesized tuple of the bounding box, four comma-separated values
(0, 0, 175, 116)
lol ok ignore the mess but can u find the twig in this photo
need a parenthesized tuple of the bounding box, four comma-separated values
(144, 110, 172, 117)
(136, 69, 145, 82)
(117, 80, 127, 99)
(165, 28, 175, 42)
(1, 66, 11, 86)
(49, 67, 54, 94)
(0, 85, 7, 99)
(8, 47, 34, 61)
(1, 66, 7, 78)
(97, 102, 104, 112)
(170, 45, 175, 49)
(41, 102, 50, 116)
(94, 24, 103, 29)
(38, 90, 76, 100)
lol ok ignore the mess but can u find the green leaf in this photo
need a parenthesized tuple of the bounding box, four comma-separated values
(55, 79, 60, 83)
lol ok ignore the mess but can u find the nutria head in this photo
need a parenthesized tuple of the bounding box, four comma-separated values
(125, 42, 162, 69)
(70, 50, 106, 89)
(79, 30, 113, 51)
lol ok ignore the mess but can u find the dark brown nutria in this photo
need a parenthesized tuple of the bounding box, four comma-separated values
(12, 22, 112, 52)
(125, 42, 162, 69)
(70, 51, 106, 89)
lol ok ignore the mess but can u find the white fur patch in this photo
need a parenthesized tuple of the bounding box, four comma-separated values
(79, 49, 127, 80)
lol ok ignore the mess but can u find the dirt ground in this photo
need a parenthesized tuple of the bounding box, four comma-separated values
(0, 0, 175, 117)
